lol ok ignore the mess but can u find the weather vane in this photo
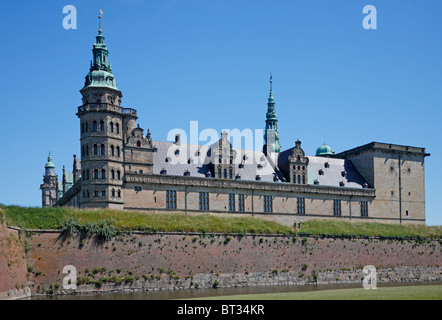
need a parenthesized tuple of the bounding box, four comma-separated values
(99, 9, 103, 29)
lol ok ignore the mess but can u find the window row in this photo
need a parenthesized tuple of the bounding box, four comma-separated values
(333, 200, 369, 217)
(218, 167, 233, 179)
(159, 191, 368, 216)
(293, 174, 306, 184)
(81, 121, 120, 134)
(82, 189, 121, 198)
(81, 144, 121, 158)
(82, 169, 122, 180)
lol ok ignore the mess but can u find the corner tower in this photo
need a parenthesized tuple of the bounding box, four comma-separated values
(76, 18, 138, 209)
(40, 153, 59, 207)
(264, 75, 281, 155)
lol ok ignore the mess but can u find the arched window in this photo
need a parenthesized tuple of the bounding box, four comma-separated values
(117, 170, 121, 180)
(81, 123, 84, 134)
(94, 169, 99, 179)
(111, 145, 115, 156)
(110, 122, 114, 133)
(116, 123, 120, 134)
(111, 170, 115, 180)
(101, 169, 106, 179)
(101, 144, 105, 156)
(93, 121, 97, 132)
(81, 145, 85, 157)
(94, 144, 98, 155)
(116, 146, 120, 157)
(112, 189, 115, 197)
(223, 169, 227, 179)
(100, 121, 104, 132)
(117, 190, 121, 198)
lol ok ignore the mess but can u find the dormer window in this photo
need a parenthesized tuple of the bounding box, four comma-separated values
(239, 163, 244, 169)
(175, 149, 180, 155)
(324, 162, 329, 168)
(257, 164, 263, 169)
(318, 169, 324, 175)
(255, 175, 261, 181)
(341, 171, 346, 177)
(236, 174, 241, 180)
(160, 169, 167, 175)
(339, 181, 345, 187)
(184, 170, 190, 176)
(153, 147, 158, 152)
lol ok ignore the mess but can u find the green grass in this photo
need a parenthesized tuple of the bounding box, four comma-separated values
(191, 285, 442, 300)
(300, 219, 442, 240)
(0, 205, 294, 235)
(1, 204, 441, 239)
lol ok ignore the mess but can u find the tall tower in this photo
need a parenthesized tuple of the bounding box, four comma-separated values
(264, 74, 281, 155)
(40, 153, 59, 207)
(76, 16, 137, 209)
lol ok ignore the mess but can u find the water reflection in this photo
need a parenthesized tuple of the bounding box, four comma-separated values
(32, 281, 441, 300)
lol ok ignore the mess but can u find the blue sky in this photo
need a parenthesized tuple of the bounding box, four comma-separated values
(0, 0, 440, 225)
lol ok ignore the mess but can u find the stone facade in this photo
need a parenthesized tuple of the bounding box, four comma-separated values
(44, 25, 430, 226)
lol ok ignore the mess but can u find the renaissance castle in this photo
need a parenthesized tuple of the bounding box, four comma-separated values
(40, 23, 430, 226)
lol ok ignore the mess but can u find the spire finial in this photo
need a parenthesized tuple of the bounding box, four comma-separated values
(270, 72, 273, 92)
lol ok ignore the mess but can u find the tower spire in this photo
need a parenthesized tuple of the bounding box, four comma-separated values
(264, 74, 281, 154)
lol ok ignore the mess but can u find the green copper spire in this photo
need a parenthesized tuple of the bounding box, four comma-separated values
(82, 14, 118, 91)
(45, 153, 55, 169)
(264, 74, 281, 153)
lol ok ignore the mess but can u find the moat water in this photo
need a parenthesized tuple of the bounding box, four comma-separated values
(32, 281, 441, 300)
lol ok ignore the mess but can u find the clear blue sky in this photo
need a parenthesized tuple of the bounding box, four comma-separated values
(0, 0, 440, 225)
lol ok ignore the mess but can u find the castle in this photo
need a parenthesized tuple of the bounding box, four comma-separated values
(40, 23, 430, 226)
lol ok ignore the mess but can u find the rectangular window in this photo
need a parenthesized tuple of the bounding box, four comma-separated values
(199, 192, 209, 210)
(166, 190, 177, 209)
(360, 201, 368, 217)
(94, 190, 99, 197)
(333, 200, 341, 216)
(102, 190, 106, 197)
(238, 194, 245, 212)
(228, 194, 235, 212)
(297, 197, 305, 214)
(263, 195, 273, 213)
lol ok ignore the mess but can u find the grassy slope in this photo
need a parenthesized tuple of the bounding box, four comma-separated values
(192, 285, 442, 300)
(1, 204, 441, 239)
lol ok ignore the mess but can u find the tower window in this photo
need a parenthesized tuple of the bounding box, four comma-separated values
(94, 144, 98, 155)
(229, 169, 233, 179)
(137, 141, 141, 147)
(94, 169, 99, 179)
(100, 121, 105, 132)
(297, 198, 305, 214)
(102, 189, 106, 197)
(223, 169, 227, 179)
(81, 123, 85, 134)
(112, 189, 115, 197)
(333, 200, 341, 216)
(116, 146, 120, 157)
(117, 190, 121, 198)
(93, 121, 97, 132)
(229, 194, 235, 212)
(116, 123, 120, 134)
(85, 122, 88, 132)
(101, 169, 106, 179)
(166, 190, 177, 209)
(117, 170, 121, 180)
(238, 194, 245, 212)
(110, 122, 114, 133)
(86, 145, 89, 156)
(111, 145, 115, 156)
(360, 201, 369, 217)
(263, 195, 273, 213)
(101, 144, 105, 156)
(199, 192, 209, 210)
(111, 170, 115, 180)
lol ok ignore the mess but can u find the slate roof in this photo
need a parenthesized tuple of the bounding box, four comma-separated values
(151, 141, 369, 188)
(152, 140, 283, 182)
